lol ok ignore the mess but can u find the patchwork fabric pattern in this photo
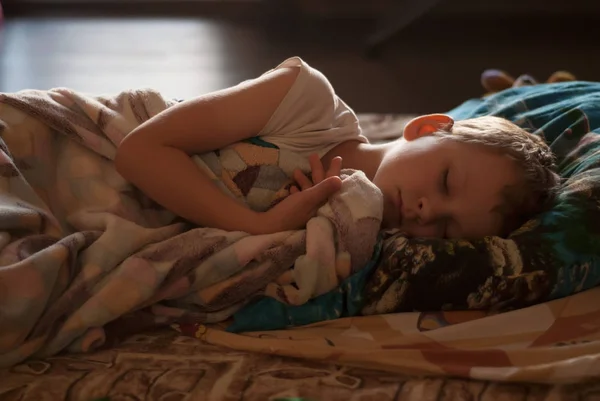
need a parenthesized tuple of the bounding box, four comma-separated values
(0, 87, 381, 368)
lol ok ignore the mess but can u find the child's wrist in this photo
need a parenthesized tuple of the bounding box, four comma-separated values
(239, 210, 275, 235)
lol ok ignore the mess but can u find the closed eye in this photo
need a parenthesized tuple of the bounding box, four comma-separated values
(441, 168, 450, 195)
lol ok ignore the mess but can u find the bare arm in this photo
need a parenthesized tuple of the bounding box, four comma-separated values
(115, 67, 299, 234)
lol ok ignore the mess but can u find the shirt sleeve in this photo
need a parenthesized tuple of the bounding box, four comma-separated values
(257, 57, 367, 158)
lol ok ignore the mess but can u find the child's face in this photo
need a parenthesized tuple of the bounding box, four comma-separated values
(373, 135, 522, 239)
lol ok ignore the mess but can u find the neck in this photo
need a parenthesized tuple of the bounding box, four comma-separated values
(322, 141, 392, 181)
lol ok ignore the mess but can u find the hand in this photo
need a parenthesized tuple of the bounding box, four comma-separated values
(261, 174, 342, 234)
(290, 154, 343, 194)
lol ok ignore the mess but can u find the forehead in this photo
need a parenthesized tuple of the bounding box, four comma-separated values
(447, 141, 521, 237)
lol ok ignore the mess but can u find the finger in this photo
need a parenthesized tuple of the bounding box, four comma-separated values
(309, 153, 325, 184)
(305, 176, 342, 206)
(293, 169, 313, 190)
(290, 185, 299, 194)
(326, 156, 342, 178)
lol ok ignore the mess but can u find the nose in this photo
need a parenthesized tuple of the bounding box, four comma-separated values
(416, 197, 433, 224)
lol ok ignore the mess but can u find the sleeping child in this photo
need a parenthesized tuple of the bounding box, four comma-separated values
(115, 56, 560, 239)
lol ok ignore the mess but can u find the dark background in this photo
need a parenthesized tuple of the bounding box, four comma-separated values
(0, 0, 599, 114)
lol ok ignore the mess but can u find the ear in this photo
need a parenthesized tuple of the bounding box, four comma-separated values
(403, 114, 455, 141)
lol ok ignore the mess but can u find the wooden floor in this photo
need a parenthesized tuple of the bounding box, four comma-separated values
(0, 7, 598, 114)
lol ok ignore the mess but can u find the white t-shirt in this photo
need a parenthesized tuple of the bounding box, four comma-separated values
(256, 57, 368, 158)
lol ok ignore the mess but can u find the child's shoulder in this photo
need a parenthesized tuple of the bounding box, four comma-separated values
(262, 56, 336, 98)
(255, 57, 364, 158)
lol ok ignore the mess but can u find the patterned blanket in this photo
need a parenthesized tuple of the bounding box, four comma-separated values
(0, 88, 382, 368)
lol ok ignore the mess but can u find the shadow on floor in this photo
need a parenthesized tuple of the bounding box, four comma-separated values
(0, 7, 598, 114)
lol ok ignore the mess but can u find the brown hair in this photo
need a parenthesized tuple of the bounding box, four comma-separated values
(434, 116, 561, 236)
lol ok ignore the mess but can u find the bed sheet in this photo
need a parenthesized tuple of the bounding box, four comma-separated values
(1, 328, 598, 401)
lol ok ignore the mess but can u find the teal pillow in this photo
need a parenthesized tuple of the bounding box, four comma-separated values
(362, 81, 600, 314)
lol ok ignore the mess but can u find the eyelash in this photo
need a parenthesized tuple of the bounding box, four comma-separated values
(441, 168, 450, 194)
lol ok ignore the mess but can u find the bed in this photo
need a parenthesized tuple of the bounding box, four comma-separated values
(1, 75, 600, 400)
(3, 326, 600, 401)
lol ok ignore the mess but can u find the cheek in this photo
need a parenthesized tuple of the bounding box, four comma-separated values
(395, 162, 435, 191)
(379, 150, 438, 190)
